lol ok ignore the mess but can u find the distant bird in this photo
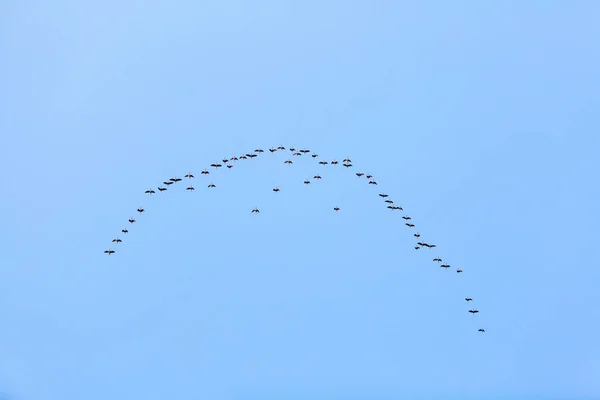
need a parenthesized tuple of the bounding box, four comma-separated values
(379, 193, 388, 198)
(366, 174, 373, 179)
(304, 180, 310, 184)
(273, 187, 280, 193)
(417, 242, 425, 246)
(356, 172, 364, 177)
(169, 177, 182, 182)
(300, 149, 310, 153)
(414, 233, 421, 238)
(313, 175, 322, 179)
(469, 309, 479, 314)
(414, 246, 420, 250)
(137, 208, 145, 213)
(145, 189, 155, 194)
(441, 264, 450, 269)
(333, 207, 340, 211)
(478, 328, 485, 333)
(293, 152, 302, 156)
(104, 249, 115, 255)
(343, 163, 352, 168)
(456, 269, 463, 273)
(284, 159, 293, 164)
(222, 158, 229, 163)
(331, 160, 339, 165)
(158, 187, 167, 191)
(239, 155, 247, 159)
(248, 153, 258, 158)
(277, 146, 286, 150)
(289, 147, 296, 152)
(251, 208, 260, 213)
(387, 205, 394, 209)
(121, 229, 128, 233)
(208, 183, 216, 188)
(254, 148, 264, 153)
(319, 161, 328, 165)
(230, 156, 239, 161)
(201, 169, 210, 175)
(343, 158, 352, 163)
(269, 148, 277, 153)
(186, 186, 195, 191)
(465, 297, 473, 302)
(433, 258, 442, 262)
(368, 180, 378, 185)
(227, 164, 233, 169)
(311, 153, 318, 158)
(128, 218, 136, 223)
(385, 199, 394, 204)
(112, 238, 122, 243)
(163, 181, 174, 185)
(185, 173, 194, 179)
(402, 216, 411, 220)
(405, 223, 415, 227)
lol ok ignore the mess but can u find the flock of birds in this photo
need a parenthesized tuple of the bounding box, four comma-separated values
(105, 145, 485, 334)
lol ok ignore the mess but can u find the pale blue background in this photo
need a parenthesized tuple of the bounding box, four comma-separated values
(1, 1, 599, 399)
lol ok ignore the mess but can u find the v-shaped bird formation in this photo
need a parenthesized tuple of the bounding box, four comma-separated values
(104, 145, 486, 333)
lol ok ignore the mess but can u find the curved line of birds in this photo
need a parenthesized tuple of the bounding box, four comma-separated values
(105, 146, 485, 334)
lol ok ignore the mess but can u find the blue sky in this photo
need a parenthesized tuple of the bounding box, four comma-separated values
(1, 1, 599, 399)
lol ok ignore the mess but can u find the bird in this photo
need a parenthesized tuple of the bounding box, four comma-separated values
(112, 238, 122, 243)
(311, 154, 318, 158)
(289, 146, 296, 152)
(441, 264, 450, 269)
(227, 164, 233, 169)
(230, 156, 239, 161)
(433, 258, 442, 262)
(158, 187, 167, 191)
(208, 183, 216, 188)
(331, 160, 339, 165)
(186, 186, 195, 191)
(304, 180, 310, 184)
(169, 177, 182, 182)
(469, 309, 479, 314)
(269, 148, 277, 153)
(356, 172, 364, 177)
(456, 269, 463, 273)
(402, 216, 411, 220)
(333, 207, 340, 211)
(465, 298, 473, 302)
(121, 229, 128, 233)
(478, 329, 485, 333)
(185, 173, 194, 179)
(239, 155, 247, 159)
(313, 175, 322, 179)
(379, 193, 388, 198)
(201, 169, 209, 175)
(414, 233, 421, 238)
(254, 148, 264, 153)
(251, 208, 260, 213)
(273, 187, 280, 193)
(222, 158, 229, 163)
(145, 189, 155, 194)
(319, 161, 328, 165)
(284, 159, 293, 164)
(366, 174, 373, 179)
(368, 180, 377, 185)
(128, 218, 136, 223)
(163, 181, 174, 185)
(387, 205, 394, 209)
(300, 149, 310, 153)
(277, 146, 286, 150)
(343, 163, 352, 168)
(414, 246, 420, 250)
(293, 152, 302, 156)
(343, 158, 352, 163)
(405, 223, 415, 227)
(137, 208, 145, 213)
(104, 249, 115, 255)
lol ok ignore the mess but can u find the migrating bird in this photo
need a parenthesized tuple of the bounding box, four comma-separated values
(186, 186, 195, 191)
(277, 146, 286, 150)
(201, 169, 209, 175)
(343, 158, 352, 163)
(104, 249, 115, 255)
(304, 180, 311, 184)
(433, 258, 442, 262)
(405, 223, 415, 227)
(230, 156, 239, 161)
(137, 208, 145, 213)
(239, 155, 247, 159)
(456, 269, 463, 273)
(112, 238, 122, 243)
(414, 233, 421, 238)
(343, 163, 352, 168)
(465, 298, 473, 302)
(269, 148, 277, 153)
(368, 180, 378, 185)
(273, 187, 280, 193)
(319, 161, 328, 165)
(469, 309, 479, 314)
(441, 264, 450, 269)
(385, 199, 394, 204)
(478, 329, 485, 333)
(163, 181, 174, 185)
(333, 207, 340, 211)
(254, 148, 264, 153)
(145, 189, 155, 194)
(356, 172, 364, 177)
(313, 175, 322, 179)
(387, 205, 394, 210)
(222, 158, 229, 163)
(331, 160, 339, 165)
(208, 183, 216, 188)
(293, 152, 302, 156)
(169, 177, 182, 182)
(227, 164, 233, 169)
(366, 174, 373, 179)
(379, 193, 388, 198)
(158, 187, 167, 192)
(311, 153, 318, 158)
(128, 218, 136, 223)
(402, 216, 411, 220)
(300, 149, 310, 153)
(185, 173, 194, 179)
(289, 147, 296, 152)
(284, 159, 293, 164)
(121, 229, 128, 233)
(251, 208, 260, 213)
(414, 246, 420, 250)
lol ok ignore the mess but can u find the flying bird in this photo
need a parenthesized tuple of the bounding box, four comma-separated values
(254, 148, 264, 153)
(293, 152, 302, 156)
(284, 159, 293, 164)
(104, 249, 115, 255)
(478, 329, 485, 333)
(366, 174, 373, 179)
(433, 258, 442, 262)
(289, 147, 296, 152)
(222, 158, 229, 163)
(304, 180, 311, 184)
(112, 238, 122, 243)
(128, 218, 136, 223)
(201, 169, 209, 175)
(343, 158, 352, 163)
(121, 229, 128, 233)
(277, 146, 285, 150)
(379, 193, 388, 198)
(251, 208, 260, 213)
(319, 161, 328, 165)
(469, 309, 479, 314)
(465, 298, 473, 302)
(414, 233, 421, 238)
(163, 181, 174, 185)
(158, 187, 167, 191)
(313, 175, 322, 179)
(145, 189, 155, 194)
(186, 186, 195, 191)
(441, 264, 450, 269)
(311, 153, 318, 158)
(227, 164, 233, 169)
(331, 160, 339, 165)
(405, 223, 415, 227)
(269, 148, 277, 153)
(356, 172, 364, 177)
(385, 199, 393, 204)
(137, 208, 145, 213)
(343, 163, 352, 168)
(402, 216, 411, 220)
(456, 269, 463, 273)
(273, 187, 280, 193)
(368, 180, 377, 185)
(208, 183, 216, 188)
(333, 207, 340, 211)
(185, 173, 194, 179)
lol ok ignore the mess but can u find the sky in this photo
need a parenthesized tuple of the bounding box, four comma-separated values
(1, 1, 600, 399)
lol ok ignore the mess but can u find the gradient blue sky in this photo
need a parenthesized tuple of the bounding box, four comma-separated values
(1, 1, 599, 399)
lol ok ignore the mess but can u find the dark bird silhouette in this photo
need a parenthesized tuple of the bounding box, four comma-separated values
(128, 218, 136, 223)
(433, 258, 442, 262)
(417, 242, 425, 246)
(304, 180, 310, 184)
(145, 189, 155, 194)
(163, 181, 174, 185)
(230, 156, 239, 161)
(137, 208, 145, 213)
(465, 297, 473, 302)
(104, 249, 115, 255)
(385, 199, 393, 204)
(415, 246, 420, 250)
(456, 269, 463, 273)
(284, 159, 293, 164)
(478, 328, 485, 333)
(366, 174, 373, 179)
(300, 149, 310, 153)
(269, 148, 277, 153)
(333, 207, 340, 211)
(343, 158, 352, 163)
(201, 169, 209, 175)
(251, 208, 260, 213)
(254, 148, 264, 153)
(331, 160, 339, 165)
(185, 173, 194, 179)
(368, 180, 378, 185)
(239, 155, 247, 159)
(208, 183, 216, 188)
(121, 229, 128, 233)
(379, 193, 388, 198)
(289, 147, 296, 152)
(222, 158, 229, 163)
(273, 187, 280, 193)
(414, 233, 421, 237)
(277, 146, 286, 150)
(402, 216, 411, 220)
(343, 163, 352, 168)
(312, 153, 318, 158)
(313, 175, 322, 179)
(356, 172, 364, 177)
(112, 238, 122, 243)
(227, 164, 233, 169)
(405, 223, 415, 227)
(158, 187, 167, 191)
(293, 152, 302, 156)
(441, 264, 450, 269)
(186, 186, 195, 191)
(387, 205, 394, 209)
(319, 161, 328, 165)
(469, 309, 479, 314)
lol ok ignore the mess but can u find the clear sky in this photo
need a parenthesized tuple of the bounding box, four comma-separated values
(1, 1, 599, 399)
